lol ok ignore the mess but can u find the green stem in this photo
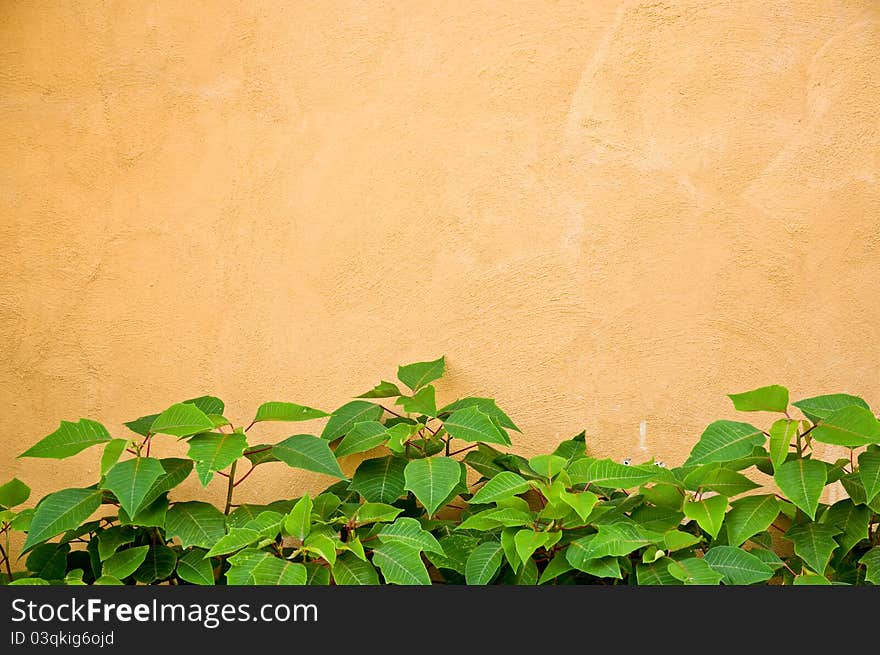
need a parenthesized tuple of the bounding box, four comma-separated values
(224, 461, 238, 515)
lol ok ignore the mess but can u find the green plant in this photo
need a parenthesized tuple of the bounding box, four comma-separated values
(1, 360, 879, 585)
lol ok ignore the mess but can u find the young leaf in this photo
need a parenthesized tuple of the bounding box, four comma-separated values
(19, 419, 111, 459)
(23, 489, 103, 552)
(528, 455, 567, 479)
(283, 495, 312, 541)
(177, 549, 215, 585)
(727, 385, 789, 413)
(440, 397, 520, 433)
(768, 419, 798, 472)
(684, 421, 765, 466)
(320, 401, 383, 441)
(334, 421, 388, 458)
(663, 530, 700, 552)
(667, 557, 723, 585)
(514, 530, 555, 565)
(0, 478, 30, 508)
(703, 546, 773, 585)
(101, 457, 166, 518)
(304, 533, 337, 566)
(397, 356, 445, 392)
(100, 439, 128, 477)
(774, 459, 826, 519)
(373, 543, 431, 585)
(164, 501, 226, 549)
(273, 435, 347, 480)
(395, 385, 437, 416)
(252, 402, 328, 424)
(810, 405, 880, 447)
(124, 414, 159, 438)
(349, 456, 407, 504)
(356, 380, 402, 399)
(858, 445, 880, 502)
(683, 495, 728, 539)
(470, 471, 530, 504)
(188, 432, 248, 476)
(148, 403, 214, 437)
(443, 406, 510, 446)
(379, 517, 445, 555)
(465, 541, 504, 585)
(724, 495, 780, 547)
(404, 457, 461, 517)
(354, 503, 403, 525)
(102, 545, 149, 580)
(785, 523, 841, 575)
(332, 552, 380, 585)
(792, 393, 869, 424)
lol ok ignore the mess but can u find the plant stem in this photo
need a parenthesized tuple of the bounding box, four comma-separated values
(242, 445, 273, 456)
(0, 541, 12, 580)
(145, 433, 153, 457)
(448, 443, 478, 457)
(380, 405, 405, 419)
(233, 463, 256, 488)
(224, 461, 238, 515)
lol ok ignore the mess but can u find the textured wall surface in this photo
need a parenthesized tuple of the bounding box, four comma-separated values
(2, 1, 879, 511)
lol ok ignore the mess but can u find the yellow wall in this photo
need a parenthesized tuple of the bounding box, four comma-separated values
(2, 1, 879, 511)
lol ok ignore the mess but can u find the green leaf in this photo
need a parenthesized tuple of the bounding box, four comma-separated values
(440, 397, 520, 433)
(560, 491, 599, 522)
(465, 541, 504, 585)
(164, 501, 226, 549)
(349, 456, 407, 504)
(273, 435, 346, 479)
(304, 533, 337, 566)
(19, 419, 111, 459)
(859, 548, 880, 584)
(397, 356, 445, 392)
(379, 517, 445, 555)
(404, 457, 461, 517)
(97, 526, 136, 560)
(636, 560, 681, 585)
(725, 495, 781, 547)
(150, 403, 214, 437)
(188, 432, 248, 486)
(703, 546, 773, 585)
(768, 419, 798, 472)
(93, 575, 123, 586)
(514, 530, 555, 565)
(443, 406, 509, 446)
(470, 471, 530, 504)
(462, 445, 506, 478)
(793, 393, 869, 424)
(785, 523, 840, 575)
(182, 396, 224, 415)
(567, 555, 622, 579)
(332, 552, 380, 585)
(793, 572, 831, 585)
(253, 402, 328, 424)
(26, 543, 70, 579)
(396, 385, 437, 416)
(205, 528, 262, 557)
(683, 496, 728, 539)
(428, 534, 479, 575)
(682, 465, 759, 496)
(9, 578, 50, 585)
(663, 530, 701, 552)
(811, 406, 880, 447)
(354, 502, 402, 525)
(321, 401, 384, 441)
(384, 423, 416, 454)
(728, 385, 789, 412)
(373, 543, 431, 585)
(101, 457, 166, 518)
(774, 459, 826, 519)
(23, 488, 103, 552)
(356, 380, 402, 399)
(100, 439, 128, 477)
(123, 414, 158, 437)
(176, 549, 215, 585)
(0, 478, 30, 508)
(132, 458, 192, 516)
(283, 495, 312, 541)
(242, 511, 283, 539)
(226, 549, 307, 585)
(568, 458, 656, 488)
(685, 421, 765, 466)
(859, 446, 880, 503)
(567, 523, 662, 561)
(538, 553, 574, 584)
(118, 496, 168, 528)
(528, 455, 567, 479)
(244, 444, 279, 467)
(334, 421, 388, 458)
(822, 499, 871, 555)
(103, 546, 149, 580)
(667, 557, 723, 585)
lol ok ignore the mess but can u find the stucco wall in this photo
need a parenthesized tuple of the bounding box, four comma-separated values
(1, 1, 879, 511)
